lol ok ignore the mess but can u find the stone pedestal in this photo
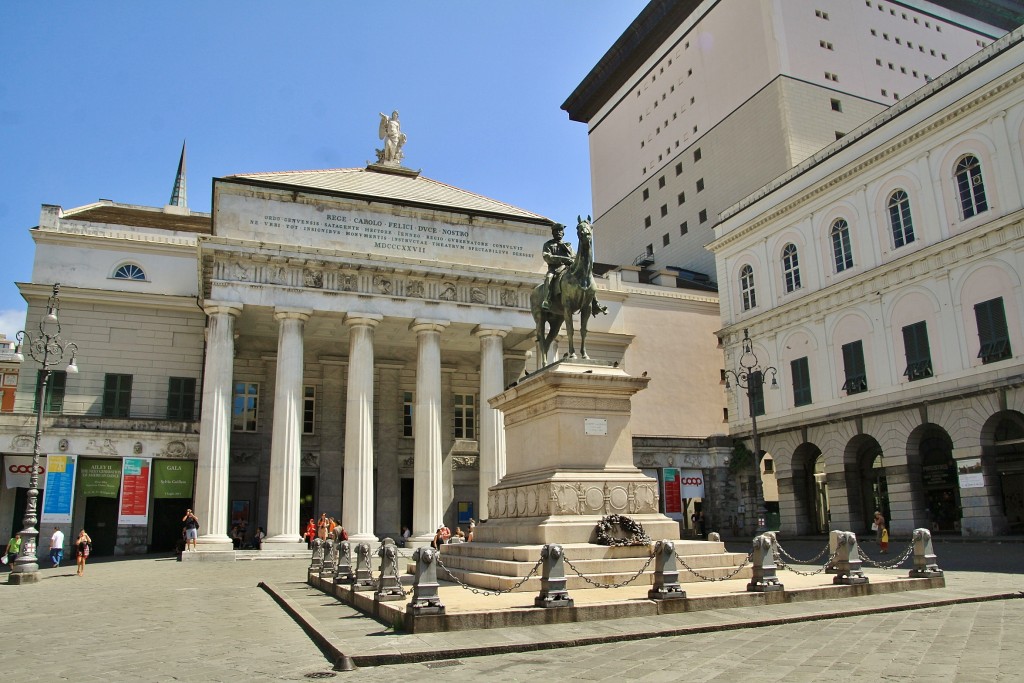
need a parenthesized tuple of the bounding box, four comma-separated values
(475, 361, 679, 545)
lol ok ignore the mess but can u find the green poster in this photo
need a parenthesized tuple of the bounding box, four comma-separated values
(153, 460, 195, 499)
(79, 458, 122, 498)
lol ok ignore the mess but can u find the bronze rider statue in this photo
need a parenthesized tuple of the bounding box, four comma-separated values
(541, 223, 607, 316)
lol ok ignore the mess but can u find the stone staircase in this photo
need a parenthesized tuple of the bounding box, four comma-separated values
(432, 540, 751, 592)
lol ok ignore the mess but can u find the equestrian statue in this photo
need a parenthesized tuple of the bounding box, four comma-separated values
(530, 216, 607, 363)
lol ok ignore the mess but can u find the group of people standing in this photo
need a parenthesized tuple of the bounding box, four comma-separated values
(431, 518, 475, 549)
(304, 513, 348, 548)
(3, 527, 92, 576)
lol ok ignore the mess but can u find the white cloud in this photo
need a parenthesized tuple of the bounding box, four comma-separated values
(0, 309, 27, 341)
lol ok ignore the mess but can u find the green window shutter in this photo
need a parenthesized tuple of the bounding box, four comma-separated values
(902, 322, 933, 380)
(791, 357, 812, 407)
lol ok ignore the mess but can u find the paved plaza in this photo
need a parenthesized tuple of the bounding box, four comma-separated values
(1, 539, 1022, 681)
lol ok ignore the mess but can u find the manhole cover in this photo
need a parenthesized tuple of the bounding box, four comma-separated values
(304, 672, 337, 679)
(425, 660, 463, 669)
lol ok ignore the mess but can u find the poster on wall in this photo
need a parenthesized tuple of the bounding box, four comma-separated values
(4, 455, 46, 489)
(41, 454, 77, 524)
(118, 457, 152, 526)
(957, 457, 985, 489)
(679, 469, 706, 499)
(80, 458, 122, 498)
(663, 467, 682, 516)
(152, 460, 195, 499)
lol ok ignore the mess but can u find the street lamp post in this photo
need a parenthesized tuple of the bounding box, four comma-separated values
(9, 283, 78, 585)
(724, 328, 777, 535)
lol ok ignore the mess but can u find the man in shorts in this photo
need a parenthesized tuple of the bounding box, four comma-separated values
(182, 509, 200, 551)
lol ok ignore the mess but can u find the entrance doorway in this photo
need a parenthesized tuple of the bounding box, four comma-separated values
(920, 430, 960, 533)
(992, 414, 1024, 533)
(83, 496, 118, 555)
(400, 478, 413, 533)
(300, 475, 316, 533)
(150, 497, 192, 552)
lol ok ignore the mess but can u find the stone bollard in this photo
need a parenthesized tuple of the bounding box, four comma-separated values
(352, 542, 375, 591)
(648, 540, 687, 600)
(375, 538, 405, 601)
(534, 544, 574, 608)
(832, 531, 869, 585)
(707, 531, 721, 542)
(308, 538, 325, 573)
(746, 533, 784, 592)
(909, 528, 944, 578)
(408, 547, 445, 615)
(826, 529, 843, 574)
(334, 541, 353, 583)
(321, 538, 336, 575)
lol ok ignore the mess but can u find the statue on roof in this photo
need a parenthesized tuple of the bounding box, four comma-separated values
(376, 110, 407, 165)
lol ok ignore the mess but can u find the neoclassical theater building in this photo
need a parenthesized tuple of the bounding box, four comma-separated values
(0, 140, 732, 554)
(712, 27, 1024, 538)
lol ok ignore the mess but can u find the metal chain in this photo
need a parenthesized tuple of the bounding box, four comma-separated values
(774, 540, 830, 565)
(776, 548, 840, 576)
(676, 551, 753, 582)
(387, 553, 409, 596)
(562, 551, 657, 589)
(435, 554, 544, 596)
(859, 540, 916, 569)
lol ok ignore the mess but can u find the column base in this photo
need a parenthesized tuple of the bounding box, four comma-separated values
(261, 537, 307, 551)
(8, 571, 41, 585)
(347, 533, 380, 546)
(195, 535, 233, 551)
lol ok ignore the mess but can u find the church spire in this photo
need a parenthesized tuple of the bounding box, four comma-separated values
(169, 140, 187, 208)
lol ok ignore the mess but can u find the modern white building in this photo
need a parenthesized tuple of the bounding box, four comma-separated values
(563, 0, 1015, 282)
(710, 26, 1024, 538)
(0, 143, 735, 555)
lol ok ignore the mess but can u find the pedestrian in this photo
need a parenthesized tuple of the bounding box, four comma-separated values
(317, 513, 329, 540)
(468, 518, 476, 542)
(872, 511, 885, 544)
(431, 527, 444, 550)
(50, 526, 65, 567)
(252, 527, 265, 550)
(399, 525, 411, 546)
(4, 533, 21, 567)
(880, 525, 890, 554)
(304, 519, 316, 548)
(75, 529, 92, 576)
(182, 508, 200, 552)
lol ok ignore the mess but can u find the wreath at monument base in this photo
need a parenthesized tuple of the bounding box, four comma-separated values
(594, 514, 652, 547)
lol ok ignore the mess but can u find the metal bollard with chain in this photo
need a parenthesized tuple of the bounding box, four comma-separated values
(374, 538, 406, 601)
(352, 542, 375, 591)
(562, 549, 656, 589)
(435, 553, 544, 596)
(746, 533, 784, 592)
(334, 540, 354, 583)
(408, 547, 445, 615)
(909, 528, 944, 578)
(831, 531, 869, 585)
(534, 544, 574, 608)
(648, 540, 686, 600)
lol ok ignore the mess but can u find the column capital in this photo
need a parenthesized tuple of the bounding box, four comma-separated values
(274, 307, 312, 322)
(203, 301, 243, 317)
(344, 312, 383, 328)
(473, 324, 512, 339)
(410, 318, 450, 335)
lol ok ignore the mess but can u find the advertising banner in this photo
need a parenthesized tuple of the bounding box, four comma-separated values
(663, 467, 682, 515)
(41, 454, 77, 524)
(679, 469, 706, 499)
(957, 457, 985, 489)
(80, 458, 122, 498)
(4, 455, 46, 489)
(152, 460, 194, 499)
(118, 457, 152, 526)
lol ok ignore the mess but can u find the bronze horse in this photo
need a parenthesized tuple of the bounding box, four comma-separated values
(530, 216, 597, 363)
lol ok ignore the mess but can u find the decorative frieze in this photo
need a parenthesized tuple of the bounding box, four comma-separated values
(487, 479, 660, 519)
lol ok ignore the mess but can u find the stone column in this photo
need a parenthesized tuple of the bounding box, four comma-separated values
(410, 319, 449, 542)
(264, 308, 311, 546)
(195, 302, 242, 549)
(343, 313, 382, 544)
(474, 324, 511, 521)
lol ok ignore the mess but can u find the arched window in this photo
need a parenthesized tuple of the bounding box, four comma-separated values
(113, 263, 146, 281)
(887, 190, 915, 248)
(740, 264, 756, 311)
(955, 155, 988, 219)
(782, 243, 801, 293)
(830, 219, 853, 272)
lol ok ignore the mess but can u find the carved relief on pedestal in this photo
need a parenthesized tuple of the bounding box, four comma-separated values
(492, 480, 661, 519)
(607, 484, 629, 512)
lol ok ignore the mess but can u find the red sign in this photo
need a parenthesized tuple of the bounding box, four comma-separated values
(663, 468, 682, 514)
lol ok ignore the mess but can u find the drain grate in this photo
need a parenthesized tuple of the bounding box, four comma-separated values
(304, 672, 337, 679)
(425, 660, 463, 669)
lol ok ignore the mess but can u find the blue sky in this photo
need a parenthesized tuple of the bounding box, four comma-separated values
(0, 1, 647, 339)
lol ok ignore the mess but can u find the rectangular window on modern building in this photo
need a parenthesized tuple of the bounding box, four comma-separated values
(454, 393, 476, 439)
(303, 385, 316, 435)
(232, 382, 259, 432)
(677, 192, 685, 205)
(975, 297, 1012, 364)
(675, 162, 683, 175)
(167, 377, 197, 420)
(34, 370, 67, 415)
(644, 216, 652, 228)
(680, 221, 688, 235)
(658, 176, 666, 188)
(403, 391, 414, 437)
(791, 357, 812, 406)
(643, 188, 650, 200)
(699, 209, 708, 223)
(660, 204, 668, 217)
(102, 373, 133, 418)
(696, 178, 704, 192)
(841, 341, 868, 394)
(662, 233, 670, 246)
(693, 148, 702, 162)
(902, 321, 933, 380)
